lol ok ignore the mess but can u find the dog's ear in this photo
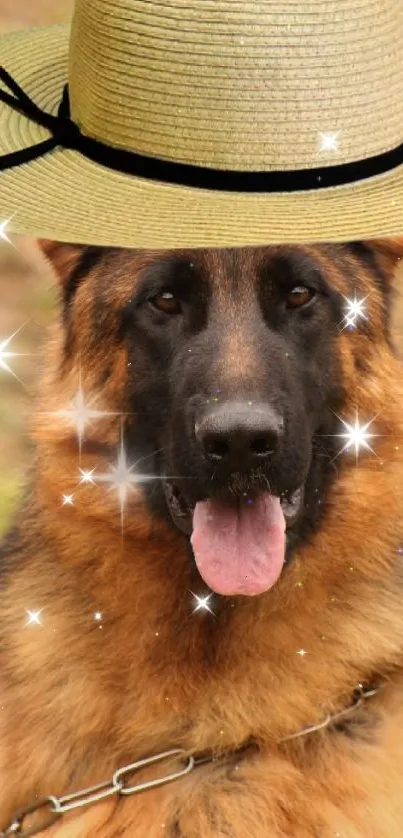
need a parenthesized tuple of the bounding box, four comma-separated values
(37, 241, 106, 311)
(37, 240, 87, 284)
(365, 237, 403, 277)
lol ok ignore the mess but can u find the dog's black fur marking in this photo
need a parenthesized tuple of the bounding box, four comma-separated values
(170, 821, 184, 837)
(344, 242, 385, 283)
(332, 709, 381, 742)
(116, 248, 349, 563)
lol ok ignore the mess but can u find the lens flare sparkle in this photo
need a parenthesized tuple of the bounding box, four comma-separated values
(0, 217, 17, 249)
(317, 131, 340, 154)
(93, 434, 155, 530)
(0, 323, 29, 383)
(25, 609, 43, 626)
(341, 293, 369, 330)
(191, 592, 214, 615)
(79, 468, 96, 485)
(50, 370, 118, 455)
(334, 412, 378, 461)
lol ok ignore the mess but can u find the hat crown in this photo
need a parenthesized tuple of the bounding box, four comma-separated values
(67, 0, 403, 172)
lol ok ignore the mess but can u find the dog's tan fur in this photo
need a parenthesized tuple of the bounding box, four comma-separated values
(0, 240, 403, 837)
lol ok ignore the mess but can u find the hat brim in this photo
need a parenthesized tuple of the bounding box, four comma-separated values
(1, 24, 403, 248)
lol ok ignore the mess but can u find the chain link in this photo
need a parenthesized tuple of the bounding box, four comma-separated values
(280, 682, 382, 742)
(0, 684, 382, 838)
(0, 750, 194, 838)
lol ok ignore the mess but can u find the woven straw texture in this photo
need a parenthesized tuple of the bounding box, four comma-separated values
(1, 0, 403, 247)
(70, 0, 403, 169)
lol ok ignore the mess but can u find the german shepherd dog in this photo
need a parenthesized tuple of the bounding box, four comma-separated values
(1, 240, 403, 838)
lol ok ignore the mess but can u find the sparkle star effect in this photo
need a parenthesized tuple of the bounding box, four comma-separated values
(94, 611, 103, 621)
(0, 322, 29, 383)
(94, 435, 155, 531)
(51, 371, 118, 456)
(25, 609, 43, 626)
(297, 649, 307, 657)
(79, 468, 96, 485)
(0, 217, 17, 249)
(317, 131, 341, 154)
(191, 592, 214, 615)
(341, 292, 369, 330)
(334, 412, 378, 461)
(62, 494, 74, 506)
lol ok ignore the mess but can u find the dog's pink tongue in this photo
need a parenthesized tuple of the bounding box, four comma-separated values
(191, 494, 286, 596)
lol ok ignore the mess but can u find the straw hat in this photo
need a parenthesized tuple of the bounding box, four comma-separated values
(1, 0, 403, 248)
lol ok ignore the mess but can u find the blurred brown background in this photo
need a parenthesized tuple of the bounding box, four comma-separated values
(0, 0, 73, 32)
(0, 0, 402, 537)
(0, 0, 74, 532)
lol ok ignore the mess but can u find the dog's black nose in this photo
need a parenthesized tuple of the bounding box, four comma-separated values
(195, 401, 284, 469)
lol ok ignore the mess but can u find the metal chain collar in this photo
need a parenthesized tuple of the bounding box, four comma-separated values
(0, 682, 382, 838)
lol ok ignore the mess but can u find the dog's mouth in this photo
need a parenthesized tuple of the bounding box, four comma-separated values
(163, 480, 304, 598)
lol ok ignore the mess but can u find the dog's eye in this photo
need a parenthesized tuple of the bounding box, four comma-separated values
(150, 291, 181, 315)
(285, 285, 316, 309)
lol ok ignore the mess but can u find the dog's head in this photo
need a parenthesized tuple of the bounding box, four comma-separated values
(38, 240, 403, 597)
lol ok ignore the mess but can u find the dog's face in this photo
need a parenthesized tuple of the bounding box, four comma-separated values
(39, 240, 402, 597)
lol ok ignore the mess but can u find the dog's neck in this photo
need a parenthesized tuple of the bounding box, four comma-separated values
(1, 427, 403, 815)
